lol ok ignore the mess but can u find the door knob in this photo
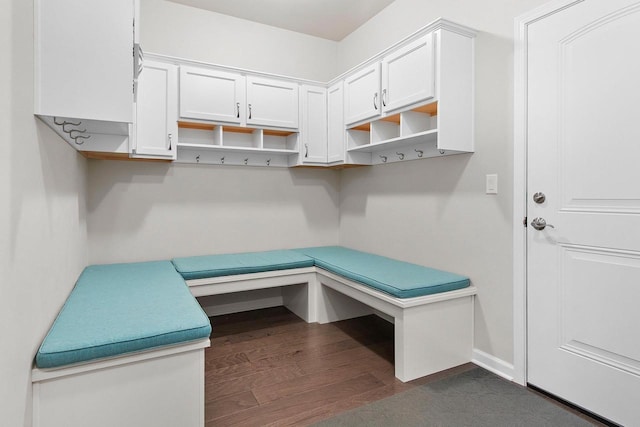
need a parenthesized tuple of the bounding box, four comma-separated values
(531, 217, 554, 230)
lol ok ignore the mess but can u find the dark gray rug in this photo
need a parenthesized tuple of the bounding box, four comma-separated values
(313, 368, 595, 426)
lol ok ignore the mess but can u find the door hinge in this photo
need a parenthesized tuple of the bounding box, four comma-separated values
(523, 216, 528, 227)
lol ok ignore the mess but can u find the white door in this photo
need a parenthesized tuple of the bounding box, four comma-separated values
(132, 61, 177, 159)
(527, 1, 640, 425)
(381, 34, 435, 114)
(327, 82, 345, 164)
(246, 76, 299, 129)
(179, 66, 245, 124)
(344, 63, 381, 126)
(300, 85, 327, 164)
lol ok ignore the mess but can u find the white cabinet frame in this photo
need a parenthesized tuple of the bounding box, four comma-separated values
(179, 66, 245, 124)
(132, 61, 178, 159)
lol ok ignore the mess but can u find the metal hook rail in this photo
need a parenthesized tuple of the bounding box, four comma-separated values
(53, 117, 91, 145)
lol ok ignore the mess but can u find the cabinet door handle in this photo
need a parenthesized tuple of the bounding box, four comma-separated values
(248, 104, 252, 119)
(168, 133, 173, 150)
(236, 102, 240, 118)
(305, 143, 309, 158)
(373, 92, 378, 110)
(382, 89, 387, 107)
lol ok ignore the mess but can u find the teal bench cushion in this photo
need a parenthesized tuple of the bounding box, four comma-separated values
(294, 246, 470, 298)
(36, 261, 211, 369)
(172, 250, 315, 280)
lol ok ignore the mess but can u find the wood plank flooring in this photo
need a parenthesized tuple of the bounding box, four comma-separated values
(204, 306, 475, 426)
(204, 306, 606, 427)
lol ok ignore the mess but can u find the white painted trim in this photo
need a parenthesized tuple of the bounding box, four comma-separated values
(32, 339, 210, 382)
(186, 268, 316, 297)
(472, 348, 515, 381)
(512, 0, 585, 387)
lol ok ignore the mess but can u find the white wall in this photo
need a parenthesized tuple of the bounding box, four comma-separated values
(87, 162, 339, 263)
(0, 1, 88, 425)
(337, 0, 549, 366)
(141, 0, 338, 82)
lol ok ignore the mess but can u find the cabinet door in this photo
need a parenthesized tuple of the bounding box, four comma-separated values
(132, 61, 178, 159)
(35, 0, 134, 123)
(327, 82, 345, 163)
(300, 85, 327, 164)
(179, 66, 245, 124)
(344, 63, 381, 126)
(247, 77, 299, 129)
(381, 34, 435, 113)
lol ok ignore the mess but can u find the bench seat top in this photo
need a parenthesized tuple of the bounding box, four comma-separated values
(36, 261, 212, 369)
(294, 246, 470, 299)
(172, 249, 315, 280)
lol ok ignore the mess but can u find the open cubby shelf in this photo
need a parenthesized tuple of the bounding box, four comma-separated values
(176, 121, 298, 154)
(177, 143, 296, 155)
(346, 102, 439, 153)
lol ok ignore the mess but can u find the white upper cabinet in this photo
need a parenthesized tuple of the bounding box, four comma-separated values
(344, 63, 381, 126)
(179, 66, 245, 124)
(246, 77, 299, 129)
(343, 23, 476, 165)
(327, 82, 345, 164)
(35, 0, 134, 124)
(179, 70, 299, 130)
(132, 61, 178, 159)
(381, 34, 435, 114)
(344, 34, 435, 128)
(299, 85, 327, 164)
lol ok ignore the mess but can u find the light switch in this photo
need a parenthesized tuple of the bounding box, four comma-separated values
(486, 174, 498, 194)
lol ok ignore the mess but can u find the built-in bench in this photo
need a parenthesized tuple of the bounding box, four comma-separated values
(33, 246, 476, 427)
(32, 261, 212, 427)
(174, 246, 477, 382)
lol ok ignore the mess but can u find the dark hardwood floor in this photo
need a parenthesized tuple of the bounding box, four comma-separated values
(204, 306, 606, 427)
(204, 306, 475, 426)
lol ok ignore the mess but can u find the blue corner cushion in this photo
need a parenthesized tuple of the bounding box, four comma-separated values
(294, 246, 470, 299)
(36, 261, 211, 369)
(171, 250, 315, 280)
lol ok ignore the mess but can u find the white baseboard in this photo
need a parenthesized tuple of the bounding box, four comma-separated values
(472, 348, 515, 381)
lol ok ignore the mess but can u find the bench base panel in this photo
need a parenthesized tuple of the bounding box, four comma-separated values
(32, 341, 208, 427)
(189, 268, 318, 322)
(315, 270, 475, 382)
(395, 296, 473, 382)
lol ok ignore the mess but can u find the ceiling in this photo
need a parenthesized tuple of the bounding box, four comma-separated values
(167, 0, 397, 41)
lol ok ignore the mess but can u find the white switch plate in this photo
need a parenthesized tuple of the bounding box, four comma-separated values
(486, 174, 498, 194)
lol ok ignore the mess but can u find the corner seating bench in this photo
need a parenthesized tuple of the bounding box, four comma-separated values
(33, 247, 476, 427)
(173, 246, 477, 382)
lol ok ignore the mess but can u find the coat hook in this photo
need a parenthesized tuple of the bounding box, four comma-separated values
(244, 158, 249, 165)
(68, 129, 87, 139)
(415, 149, 424, 158)
(396, 152, 405, 160)
(62, 122, 83, 134)
(196, 155, 200, 163)
(379, 155, 387, 163)
(220, 156, 224, 164)
(72, 135, 91, 145)
(266, 159, 271, 166)
(53, 117, 81, 127)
